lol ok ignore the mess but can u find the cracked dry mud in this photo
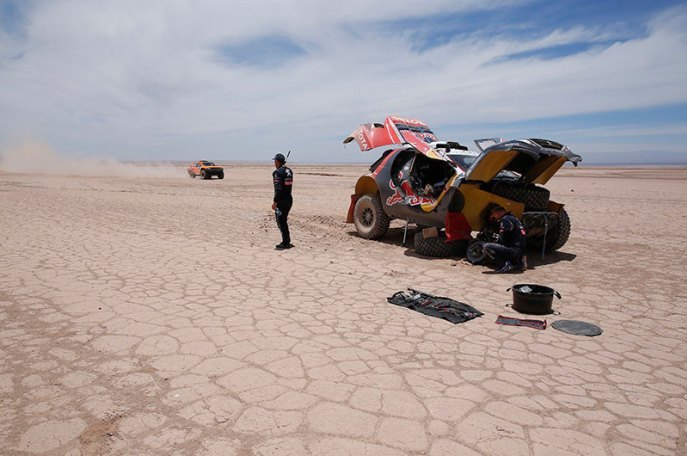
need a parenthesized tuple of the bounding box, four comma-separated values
(0, 165, 685, 455)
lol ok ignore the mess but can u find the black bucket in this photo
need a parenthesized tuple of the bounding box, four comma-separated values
(506, 284, 561, 315)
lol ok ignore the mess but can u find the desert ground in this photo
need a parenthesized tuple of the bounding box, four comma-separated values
(0, 164, 686, 455)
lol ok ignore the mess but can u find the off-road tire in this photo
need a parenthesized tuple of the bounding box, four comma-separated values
(354, 194, 391, 240)
(218, 171, 224, 180)
(414, 232, 468, 258)
(201, 170, 208, 180)
(490, 182, 550, 210)
(527, 208, 571, 253)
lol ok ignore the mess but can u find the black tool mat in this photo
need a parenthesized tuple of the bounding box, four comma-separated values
(388, 289, 483, 324)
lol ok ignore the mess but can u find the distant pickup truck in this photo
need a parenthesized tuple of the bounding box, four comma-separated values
(187, 160, 224, 180)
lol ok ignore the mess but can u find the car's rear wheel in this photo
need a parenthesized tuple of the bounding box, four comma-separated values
(201, 170, 208, 179)
(414, 232, 468, 258)
(354, 193, 390, 240)
(218, 171, 224, 180)
(527, 208, 571, 253)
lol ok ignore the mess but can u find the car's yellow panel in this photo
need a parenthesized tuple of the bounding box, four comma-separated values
(527, 155, 567, 185)
(465, 150, 519, 182)
(458, 183, 524, 231)
(354, 175, 379, 196)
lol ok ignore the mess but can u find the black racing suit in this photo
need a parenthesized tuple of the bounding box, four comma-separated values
(273, 165, 293, 245)
(482, 213, 526, 268)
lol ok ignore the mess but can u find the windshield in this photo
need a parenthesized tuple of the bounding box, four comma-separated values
(449, 153, 520, 180)
(448, 154, 477, 172)
(201, 161, 215, 166)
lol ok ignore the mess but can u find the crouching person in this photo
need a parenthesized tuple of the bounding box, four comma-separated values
(482, 205, 527, 273)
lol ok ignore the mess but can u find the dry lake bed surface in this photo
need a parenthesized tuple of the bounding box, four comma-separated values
(1, 164, 686, 455)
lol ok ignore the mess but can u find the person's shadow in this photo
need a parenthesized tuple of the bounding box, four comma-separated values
(481, 250, 577, 273)
(526, 251, 577, 267)
(347, 228, 577, 268)
(346, 227, 411, 248)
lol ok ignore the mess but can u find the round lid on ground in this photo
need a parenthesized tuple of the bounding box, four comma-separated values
(551, 319, 603, 336)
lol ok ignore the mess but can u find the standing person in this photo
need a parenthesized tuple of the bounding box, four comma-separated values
(272, 153, 294, 249)
(482, 205, 527, 273)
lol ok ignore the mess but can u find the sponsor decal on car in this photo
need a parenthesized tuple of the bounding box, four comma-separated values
(386, 179, 435, 207)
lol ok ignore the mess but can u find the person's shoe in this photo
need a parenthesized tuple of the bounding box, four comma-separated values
(494, 261, 514, 273)
(275, 243, 294, 250)
(519, 256, 528, 271)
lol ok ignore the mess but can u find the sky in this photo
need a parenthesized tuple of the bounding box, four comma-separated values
(1, 0, 686, 165)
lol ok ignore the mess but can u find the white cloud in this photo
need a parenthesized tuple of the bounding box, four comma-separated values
(0, 1, 685, 163)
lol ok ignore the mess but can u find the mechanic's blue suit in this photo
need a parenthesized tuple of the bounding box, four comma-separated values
(482, 213, 526, 268)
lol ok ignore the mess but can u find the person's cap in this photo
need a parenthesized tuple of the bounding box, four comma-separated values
(489, 204, 505, 213)
(272, 153, 286, 162)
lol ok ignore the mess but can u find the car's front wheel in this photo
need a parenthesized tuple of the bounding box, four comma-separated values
(218, 171, 224, 180)
(353, 193, 391, 240)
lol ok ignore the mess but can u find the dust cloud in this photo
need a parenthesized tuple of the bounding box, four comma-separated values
(0, 141, 184, 178)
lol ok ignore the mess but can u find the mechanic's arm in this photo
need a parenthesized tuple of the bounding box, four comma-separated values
(497, 219, 513, 244)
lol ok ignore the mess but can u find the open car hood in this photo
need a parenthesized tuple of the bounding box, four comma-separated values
(465, 138, 582, 185)
(343, 116, 451, 162)
(343, 117, 582, 183)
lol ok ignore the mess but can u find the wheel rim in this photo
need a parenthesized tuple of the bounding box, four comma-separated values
(467, 242, 485, 263)
(361, 207, 374, 227)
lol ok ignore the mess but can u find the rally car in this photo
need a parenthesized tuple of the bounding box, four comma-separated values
(187, 160, 224, 179)
(343, 116, 581, 257)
